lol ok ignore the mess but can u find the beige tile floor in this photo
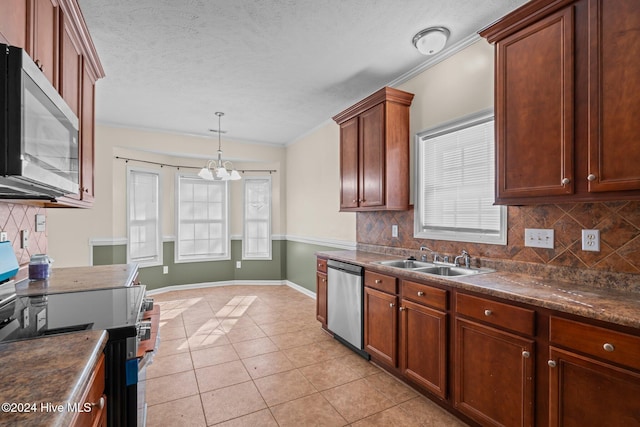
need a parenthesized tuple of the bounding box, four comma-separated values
(145, 285, 468, 426)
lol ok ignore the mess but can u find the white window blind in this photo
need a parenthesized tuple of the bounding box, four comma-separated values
(176, 174, 229, 262)
(127, 168, 162, 265)
(243, 177, 272, 260)
(415, 111, 506, 245)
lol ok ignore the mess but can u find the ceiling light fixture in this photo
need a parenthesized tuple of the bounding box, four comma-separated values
(198, 112, 241, 181)
(412, 27, 450, 56)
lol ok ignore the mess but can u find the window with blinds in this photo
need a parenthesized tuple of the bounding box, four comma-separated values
(243, 177, 272, 260)
(127, 167, 162, 266)
(175, 174, 229, 262)
(414, 110, 506, 245)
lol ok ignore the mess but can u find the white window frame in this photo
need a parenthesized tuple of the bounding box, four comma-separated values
(126, 166, 163, 267)
(242, 176, 272, 260)
(414, 109, 507, 245)
(174, 173, 230, 263)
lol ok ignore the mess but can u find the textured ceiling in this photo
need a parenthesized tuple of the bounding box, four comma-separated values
(77, 0, 528, 146)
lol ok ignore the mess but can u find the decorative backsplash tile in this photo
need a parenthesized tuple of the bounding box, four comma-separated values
(357, 202, 640, 275)
(0, 203, 47, 279)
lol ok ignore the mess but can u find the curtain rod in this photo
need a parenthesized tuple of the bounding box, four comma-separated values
(114, 156, 277, 174)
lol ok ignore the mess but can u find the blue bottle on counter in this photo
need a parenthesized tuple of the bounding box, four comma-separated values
(29, 254, 52, 280)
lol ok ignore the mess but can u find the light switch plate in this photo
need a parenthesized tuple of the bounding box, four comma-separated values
(524, 228, 554, 249)
(35, 214, 46, 232)
(582, 229, 600, 252)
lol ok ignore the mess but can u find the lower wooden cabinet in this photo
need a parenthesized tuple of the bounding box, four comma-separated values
(316, 271, 327, 326)
(364, 286, 398, 367)
(399, 298, 447, 399)
(454, 318, 535, 426)
(71, 353, 107, 427)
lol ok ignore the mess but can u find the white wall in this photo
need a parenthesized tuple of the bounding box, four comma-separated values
(47, 125, 285, 267)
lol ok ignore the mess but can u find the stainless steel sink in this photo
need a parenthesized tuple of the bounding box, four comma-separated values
(375, 259, 434, 269)
(374, 259, 494, 277)
(413, 265, 493, 276)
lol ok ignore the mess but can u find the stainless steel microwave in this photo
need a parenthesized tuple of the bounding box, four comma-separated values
(0, 43, 79, 200)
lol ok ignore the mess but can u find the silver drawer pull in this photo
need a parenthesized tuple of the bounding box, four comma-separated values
(603, 343, 615, 352)
(548, 360, 557, 368)
(375, 279, 382, 284)
(389, 303, 395, 308)
(561, 177, 570, 185)
(417, 291, 425, 296)
(587, 174, 597, 181)
(522, 351, 531, 359)
(484, 309, 492, 316)
(399, 307, 405, 312)
(91, 396, 105, 409)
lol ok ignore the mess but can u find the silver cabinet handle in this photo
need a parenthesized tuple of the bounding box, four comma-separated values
(548, 360, 557, 368)
(375, 279, 382, 284)
(389, 303, 395, 308)
(587, 174, 597, 181)
(399, 307, 405, 312)
(92, 396, 105, 409)
(352, 199, 357, 203)
(484, 309, 492, 316)
(603, 343, 615, 352)
(561, 177, 571, 185)
(522, 351, 531, 359)
(417, 291, 425, 296)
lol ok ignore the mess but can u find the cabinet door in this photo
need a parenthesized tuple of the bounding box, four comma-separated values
(364, 286, 397, 367)
(0, 0, 27, 46)
(549, 347, 640, 427)
(79, 63, 96, 203)
(339, 117, 359, 210)
(587, 0, 640, 192)
(455, 318, 535, 427)
(400, 299, 447, 399)
(359, 103, 385, 208)
(316, 271, 327, 326)
(495, 7, 574, 200)
(30, 0, 59, 87)
(59, 13, 81, 117)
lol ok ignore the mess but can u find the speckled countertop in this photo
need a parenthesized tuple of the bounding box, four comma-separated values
(0, 330, 108, 427)
(16, 264, 139, 296)
(317, 250, 640, 330)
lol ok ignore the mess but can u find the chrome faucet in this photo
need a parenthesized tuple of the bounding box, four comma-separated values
(454, 250, 471, 268)
(419, 246, 439, 262)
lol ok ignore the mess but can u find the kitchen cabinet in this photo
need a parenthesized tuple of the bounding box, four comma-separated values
(548, 316, 640, 426)
(0, 0, 104, 207)
(454, 293, 535, 426)
(399, 280, 448, 399)
(481, 0, 640, 204)
(363, 270, 398, 367)
(316, 257, 328, 327)
(0, 0, 28, 46)
(332, 87, 414, 211)
(71, 353, 107, 427)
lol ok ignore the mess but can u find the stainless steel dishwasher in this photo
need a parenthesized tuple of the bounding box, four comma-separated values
(327, 259, 368, 358)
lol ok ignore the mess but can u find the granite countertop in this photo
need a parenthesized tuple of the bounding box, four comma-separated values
(0, 330, 108, 427)
(16, 264, 139, 296)
(317, 250, 640, 330)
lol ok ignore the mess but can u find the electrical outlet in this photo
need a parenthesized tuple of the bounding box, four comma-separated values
(391, 224, 398, 238)
(162, 266, 168, 274)
(21, 230, 29, 249)
(524, 228, 554, 249)
(236, 261, 241, 269)
(582, 229, 600, 252)
(0, 231, 7, 242)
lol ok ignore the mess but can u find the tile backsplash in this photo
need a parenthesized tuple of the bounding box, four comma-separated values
(357, 202, 640, 275)
(0, 203, 47, 279)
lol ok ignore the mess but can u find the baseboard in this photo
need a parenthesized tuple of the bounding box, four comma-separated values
(146, 279, 316, 299)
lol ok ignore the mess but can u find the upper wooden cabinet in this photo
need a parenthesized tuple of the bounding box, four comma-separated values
(0, 0, 105, 207)
(481, 0, 640, 204)
(332, 87, 414, 211)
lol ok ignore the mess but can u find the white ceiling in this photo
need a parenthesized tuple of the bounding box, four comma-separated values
(77, 0, 528, 146)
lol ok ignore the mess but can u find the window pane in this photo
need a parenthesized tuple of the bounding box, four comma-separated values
(128, 169, 161, 264)
(243, 177, 271, 259)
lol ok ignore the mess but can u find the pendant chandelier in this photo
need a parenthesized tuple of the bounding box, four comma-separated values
(198, 112, 241, 181)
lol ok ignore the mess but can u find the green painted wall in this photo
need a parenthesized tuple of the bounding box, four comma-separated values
(93, 240, 289, 291)
(285, 240, 343, 293)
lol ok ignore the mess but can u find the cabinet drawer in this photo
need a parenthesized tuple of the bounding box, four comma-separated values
(72, 353, 106, 426)
(550, 316, 640, 371)
(456, 293, 535, 336)
(365, 271, 397, 294)
(317, 258, 327, 273)
(402, 280, 447, 311)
